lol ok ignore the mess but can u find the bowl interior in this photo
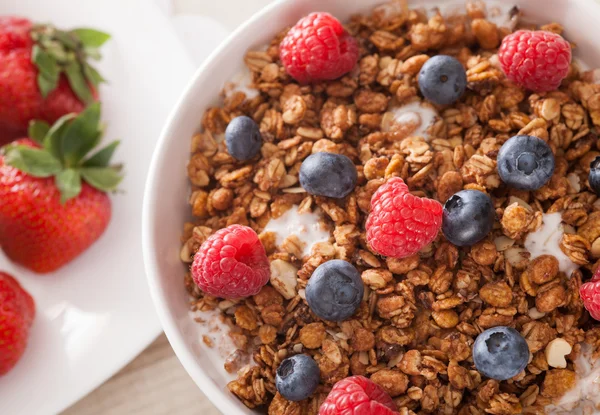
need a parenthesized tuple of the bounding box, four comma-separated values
(143, 0, 600, 413)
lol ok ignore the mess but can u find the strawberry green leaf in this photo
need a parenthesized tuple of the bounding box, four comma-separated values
(4, 145, 62, 178)
(70, 28, 111, 48)
(37, 74, 59, 99)
(65, 61, 94, 104)
(28, 120, 50, 145)
(83, 63, 105, 88)
(53, 30, 79, 50)
(44, 113, 76, 160)
(61, 102, 102, 166)
(83, 140, 120, 167)
(84, 47, 102, 61)
(79, 167, 123, 192)
(55, 168, 82, 204)
(32, 45, 60, 97)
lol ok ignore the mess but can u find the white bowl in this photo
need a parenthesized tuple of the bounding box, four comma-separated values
(142, 0, 600, 413)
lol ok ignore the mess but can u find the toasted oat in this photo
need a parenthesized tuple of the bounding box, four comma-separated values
(181, 1, 600, 413)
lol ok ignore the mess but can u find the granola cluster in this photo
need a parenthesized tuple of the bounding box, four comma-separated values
(181, 1, 600, 414)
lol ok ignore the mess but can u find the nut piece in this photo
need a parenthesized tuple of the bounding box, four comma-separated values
(544, 338, 572, 369)
(269, 259, 298, 299)
(528, 307, 546, 320)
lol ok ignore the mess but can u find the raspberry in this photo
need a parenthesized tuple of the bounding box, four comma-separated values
(319, 376, 398, 415)
(365, 177, 442, 258)
(580, 267, 600, 320)
(498, 30, 571, 92)
(280, 12, 359, 84)
(191, 225, 270, 299)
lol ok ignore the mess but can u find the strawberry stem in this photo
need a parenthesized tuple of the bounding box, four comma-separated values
(30, 24, 110, 103)
(3, 103, 123, 203)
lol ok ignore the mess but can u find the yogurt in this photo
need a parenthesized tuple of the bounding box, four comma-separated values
(224, 70, 259, 100)
(263, 206, 330, 257)
(382, 101, 439, 140)
(524, 212, 579, 277)
(546, 344, 600, 414)
(190, 308, 252, 383)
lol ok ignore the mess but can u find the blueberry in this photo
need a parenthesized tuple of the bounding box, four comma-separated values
(473, 326, 529, 380)
(299, 152, 357, 198)
(225, 115, 262, 161)
(589, 156, 600, 195)
(442, 190, 494, 247)
(497, 135, 555, 190)
(275, 354, 320, 401)
(305, 260, 363, 321)
(418, 55, 467, 105)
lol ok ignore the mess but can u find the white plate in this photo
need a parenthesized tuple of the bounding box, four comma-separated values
(0, 1, 195, 414)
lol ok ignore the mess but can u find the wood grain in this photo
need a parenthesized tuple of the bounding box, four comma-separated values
(60, 335, 220, 415)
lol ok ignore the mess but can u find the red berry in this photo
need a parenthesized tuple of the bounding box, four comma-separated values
(592, 266, 600, 282)
(0, 105, 120, 273)
(192, 225, 270, 299)
(319, 376, 398, 415)
(581, 277, 600, 321)
(0, 17, 104, 145)
(498, 30, 571, 92)
(280, 12, 359, 84)
(0, 272, 35, 375)
(365, 177, 442, 258)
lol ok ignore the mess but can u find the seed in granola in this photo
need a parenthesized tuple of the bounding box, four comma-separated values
(225, 116, 262, 161)
(305, 260, 363, 322)
(588, 156, 600, 195)
(497, 135, 555, 191)
(442, 190, 494, 246)
(275, 354, 320, 401)
(418, 55, 467, 106)
(299, 152, 357, 199)
(472, 326, 529, 381)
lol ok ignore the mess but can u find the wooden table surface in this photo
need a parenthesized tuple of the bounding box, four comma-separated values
(61, 334, 220, 415)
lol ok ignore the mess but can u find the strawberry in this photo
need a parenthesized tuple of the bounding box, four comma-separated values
(0, 103, 123, 273)
(0, 17, 109, 145)
(0, 272, 35, 375)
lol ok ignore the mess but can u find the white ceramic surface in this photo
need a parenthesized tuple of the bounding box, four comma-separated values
(0, 1, 196, 414)
(143, 1, 600, 414)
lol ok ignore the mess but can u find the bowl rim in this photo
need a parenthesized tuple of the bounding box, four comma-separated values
(142, 0, 289, 413)
(142, 0, 600, 414)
